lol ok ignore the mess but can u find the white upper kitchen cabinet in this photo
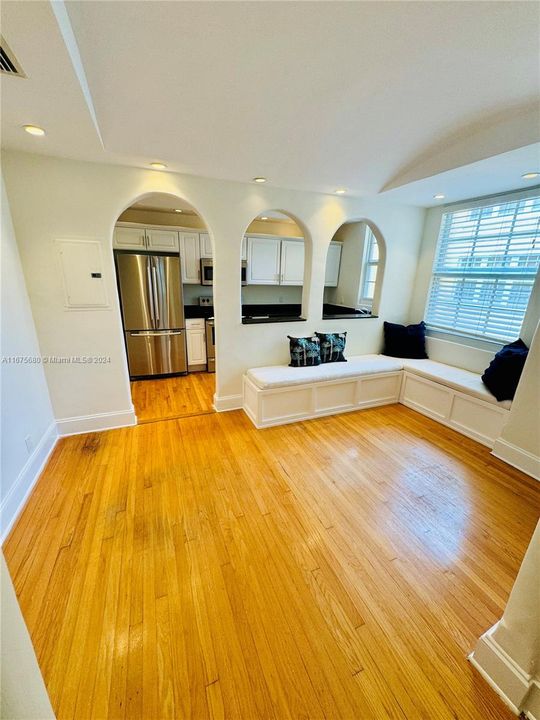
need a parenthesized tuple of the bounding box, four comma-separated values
(145, 229, 179, 251)
(325, 242, 342, 287)
(246, 236, 281, 285)
(241, 236, 248, 261)
(179, 232, 201, 284)
(113, 226, 146, 250)
(199, 233, 213, 258)
(280, 239, 304, 286)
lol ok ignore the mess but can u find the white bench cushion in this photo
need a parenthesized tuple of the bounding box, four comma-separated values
(246, 354, 403, 390)
(400, 358, 511, 409)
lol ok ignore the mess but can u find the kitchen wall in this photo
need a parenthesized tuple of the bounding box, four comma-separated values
(324, 221, 367, 307)
(2, 150, 425, 419)
(1, 173, 56, 540)
(119, 207, 206, 229)
(242, 285, 303, 305)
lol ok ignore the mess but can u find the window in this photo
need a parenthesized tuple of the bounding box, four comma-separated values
(426, 197, 540, 342)
(358, 227, 379, 309)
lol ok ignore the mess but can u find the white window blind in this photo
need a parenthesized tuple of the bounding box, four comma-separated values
(426, 196, 540, 342)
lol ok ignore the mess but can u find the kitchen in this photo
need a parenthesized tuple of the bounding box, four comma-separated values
(113, 193, 216, 423)
(113, 197, 355, 423)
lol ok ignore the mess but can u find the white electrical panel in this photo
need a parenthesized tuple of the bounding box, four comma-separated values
(56, 239, 109, 309)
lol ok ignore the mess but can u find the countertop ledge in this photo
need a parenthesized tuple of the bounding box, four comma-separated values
(242, 316, 307, 325)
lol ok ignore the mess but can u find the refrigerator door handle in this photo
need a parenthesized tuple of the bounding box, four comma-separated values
(146, 258, 155, 325)
(130, 330, 183, 337)
(151, 264, 160, 323)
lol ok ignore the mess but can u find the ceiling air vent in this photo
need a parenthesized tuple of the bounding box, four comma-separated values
(0, 37, 25, 77)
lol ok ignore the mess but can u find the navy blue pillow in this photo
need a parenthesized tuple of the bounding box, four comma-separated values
(288, 335, 321, 367)
(482, 339, 528, 401)
(315, 332, 347, 363)
(382, 321, 428, 359)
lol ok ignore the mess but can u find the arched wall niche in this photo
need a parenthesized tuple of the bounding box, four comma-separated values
(322, 218, 387, 319)
(239, 209, 313, 324)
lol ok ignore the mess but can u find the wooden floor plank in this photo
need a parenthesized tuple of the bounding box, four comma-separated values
(131, 371, 215, 423)
(4, 403, 540, 720)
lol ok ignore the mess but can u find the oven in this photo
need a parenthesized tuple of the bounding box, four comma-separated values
(205, 318, 215, 373)
(200, 259, 247, 286)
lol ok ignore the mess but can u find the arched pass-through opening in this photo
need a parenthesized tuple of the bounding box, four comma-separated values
(112, 192, 216, 424)
(240, 209, 312, 324)
(322, 219, 387, 319)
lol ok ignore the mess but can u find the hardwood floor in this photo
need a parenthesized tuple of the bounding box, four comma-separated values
(4, 405, 540, 719)
(131, 371, 215, 423)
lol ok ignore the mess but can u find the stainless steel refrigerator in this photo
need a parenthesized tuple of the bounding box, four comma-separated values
(116, 253, 187, 378)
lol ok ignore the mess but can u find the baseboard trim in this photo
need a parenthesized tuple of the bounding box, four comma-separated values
(492, 438, 540, 481)
(56, 409, 137, 436)
(213, 394, 243, 412)
(469, 622, 534, 716)
(1, 422, 58, 544)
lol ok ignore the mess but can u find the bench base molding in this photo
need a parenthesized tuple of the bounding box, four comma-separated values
(243, 372, 402, 429)
(243, 368, 510, 448)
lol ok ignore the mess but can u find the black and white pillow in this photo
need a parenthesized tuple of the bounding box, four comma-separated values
(315, 332, 347, 363)
(288, 335, 321, 367)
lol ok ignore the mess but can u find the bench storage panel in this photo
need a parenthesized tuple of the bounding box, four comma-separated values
(400, 372, 509, 447)
(243, 354, 511, 446)
(243, 370, 402, 429)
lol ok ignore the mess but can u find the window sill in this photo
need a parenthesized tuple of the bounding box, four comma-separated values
(426, 327, 505, 351)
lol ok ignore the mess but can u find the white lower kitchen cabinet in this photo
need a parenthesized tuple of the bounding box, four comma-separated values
(179, 233, 201, 284)
(186, 318, 207, 368)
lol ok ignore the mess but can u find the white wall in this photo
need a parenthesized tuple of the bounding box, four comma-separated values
(2, 151, 425, 417)
(470, 520, 540, 717)
(1, 173, 56, 541)
(1, 554, 55, 719)
(493, 322, 540, 479)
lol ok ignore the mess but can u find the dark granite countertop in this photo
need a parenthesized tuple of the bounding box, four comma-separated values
(241, 303, 304, 324)
(322, 303, 377, 320)
(184, 305, 214, 319)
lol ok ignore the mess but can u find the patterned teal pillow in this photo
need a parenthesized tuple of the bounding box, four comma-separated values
(316, 332, 347, 363)
(288, 335, 321, 367)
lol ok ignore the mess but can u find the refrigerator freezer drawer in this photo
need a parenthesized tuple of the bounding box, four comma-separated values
(125, 330, 187, 378)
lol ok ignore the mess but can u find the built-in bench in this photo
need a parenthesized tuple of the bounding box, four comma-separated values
(243, 355, 511, 447)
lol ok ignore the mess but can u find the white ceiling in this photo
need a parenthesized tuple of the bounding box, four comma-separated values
(1, 1, 539, 207)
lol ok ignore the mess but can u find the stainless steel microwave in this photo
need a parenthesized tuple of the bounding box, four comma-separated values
(201, 259, 247, 285)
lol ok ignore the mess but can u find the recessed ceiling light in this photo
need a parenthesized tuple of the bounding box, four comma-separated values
(260, 216, 268, 221)
(253, 177, 267, 183)
(23, 124, 45, 136)
(522, 172, 540, 180)
(433, 193, 446, 200)
(335, 188, 346, 195)
(150, 162, 167, 169)
(174, 209, 183, 213)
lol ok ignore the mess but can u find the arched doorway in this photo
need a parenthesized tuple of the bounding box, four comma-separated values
(113, 192, 216, 423)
